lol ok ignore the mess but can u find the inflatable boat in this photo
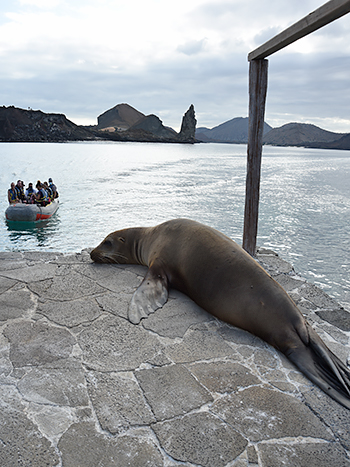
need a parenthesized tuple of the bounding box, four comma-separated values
(5, 200, 59, 222)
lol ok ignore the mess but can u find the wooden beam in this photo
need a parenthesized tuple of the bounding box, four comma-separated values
(249, 0, 350, 61)
(243, 59, 268, 256)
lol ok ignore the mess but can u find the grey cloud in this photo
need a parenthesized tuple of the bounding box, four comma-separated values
(253, 26, 282, 48)
(177, 38, 207, 56)
(189, 0, 324, 30)
(266, 53, 350, 124)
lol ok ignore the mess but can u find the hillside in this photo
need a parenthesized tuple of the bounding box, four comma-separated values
(129, 114, 178, 139)
(0, 106, 94, 142)
(196, 118, 349, 150)
(304, 133, 350, 150)
(97, 103, 145, 130)
(96, 103, 197, 143)
(196, 117, 272, 143)
(263, 122, 344, 146)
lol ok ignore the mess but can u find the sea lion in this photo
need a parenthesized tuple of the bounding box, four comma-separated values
(90, 218, 350, 409)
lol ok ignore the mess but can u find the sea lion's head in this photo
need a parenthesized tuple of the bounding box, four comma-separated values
(90, 229, 136, 264)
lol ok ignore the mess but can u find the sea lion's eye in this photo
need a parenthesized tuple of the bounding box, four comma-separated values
(118, 237, 126, 243)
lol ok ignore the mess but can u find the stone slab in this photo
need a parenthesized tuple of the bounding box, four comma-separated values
(258, 442, 349, 467)
(58, 422, 163, 467)
(38, 296, 102, 327)
(211, 386, 334, 442)
(4, 319, 76, 367)
(142, 290, 214, 338)
(85, 370, 156, 434)
(77, 314, 164, 372)
(152, 412, 248, 466)
(135, 364, 213, 421)
(188, 361, 261, 393)
(0, 385, 59, 467)
(316, 307, 350, 332)
(18, 367, 89, 406)
(0, 284, 35, 322)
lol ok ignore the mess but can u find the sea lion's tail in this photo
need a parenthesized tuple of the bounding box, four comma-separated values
(285, 322, 350, 410)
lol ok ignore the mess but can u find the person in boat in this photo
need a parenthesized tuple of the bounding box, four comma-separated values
(34, 181, 50, 206)
(8, 182, 20, 204)
(15, 180, 26, 203)
(25, 182, 37, 204)
(48, 178, 58, 198)
(44, 182, 53, 201)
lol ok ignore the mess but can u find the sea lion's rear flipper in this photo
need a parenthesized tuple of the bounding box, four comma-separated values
(286, 322, 350, 409)
(128, 267, 169, 324)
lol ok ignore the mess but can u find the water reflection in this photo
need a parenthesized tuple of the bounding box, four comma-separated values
(6, 214, 61, 248)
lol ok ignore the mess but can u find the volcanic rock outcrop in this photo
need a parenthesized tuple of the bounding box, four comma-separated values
(178, 104, 197, 143)
(0, 106, 94, 142)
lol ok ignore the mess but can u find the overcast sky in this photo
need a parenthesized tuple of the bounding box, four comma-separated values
(1, 0, 350, 132)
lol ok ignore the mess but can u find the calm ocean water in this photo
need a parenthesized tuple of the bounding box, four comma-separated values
(1, 142, 349, 308)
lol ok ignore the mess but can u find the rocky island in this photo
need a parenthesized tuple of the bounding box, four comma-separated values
(93, 103, 197, 143)
(0, 104, 197, 144)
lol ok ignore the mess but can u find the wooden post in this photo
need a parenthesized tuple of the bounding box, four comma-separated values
(242, 1, 350, 257)
(243, 59, 268, 256)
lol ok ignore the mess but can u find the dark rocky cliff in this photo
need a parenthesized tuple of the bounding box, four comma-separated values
(0, 106, 95, 142)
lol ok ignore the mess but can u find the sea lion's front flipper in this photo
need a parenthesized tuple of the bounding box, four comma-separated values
(128, 267, 169, 324)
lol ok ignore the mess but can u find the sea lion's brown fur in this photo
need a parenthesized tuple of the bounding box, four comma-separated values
(91, 218, 350, 409)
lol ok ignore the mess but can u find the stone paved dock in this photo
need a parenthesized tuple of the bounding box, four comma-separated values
(0, 249, 350, 467)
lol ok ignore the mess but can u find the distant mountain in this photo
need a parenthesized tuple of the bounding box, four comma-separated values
(263, 122, 344, 147)
(0, 106, 94, 142)
(196, 117, 272, 143)
(97, 103, 145, 130)
(195, 118, 350, 150)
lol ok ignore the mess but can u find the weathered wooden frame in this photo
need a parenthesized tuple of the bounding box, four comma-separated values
(243, 0, 350, 256)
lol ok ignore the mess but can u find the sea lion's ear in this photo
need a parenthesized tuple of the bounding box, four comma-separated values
(128, 266, 169, 324)
(118, 236, 126, 243)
